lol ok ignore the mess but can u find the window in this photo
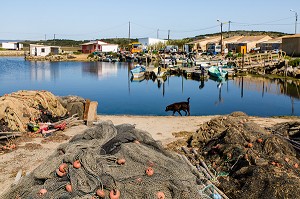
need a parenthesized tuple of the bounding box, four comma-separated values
(41, 48, 45, 53)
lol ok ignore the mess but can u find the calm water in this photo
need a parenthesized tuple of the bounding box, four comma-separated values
(0, 56, 299, 116)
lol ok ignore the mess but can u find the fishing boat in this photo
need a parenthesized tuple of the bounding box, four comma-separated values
(208, 66, 228, 79)
(130, 65, 146, 78)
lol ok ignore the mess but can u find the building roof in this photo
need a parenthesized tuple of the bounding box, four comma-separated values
(259, 36, 289, 44)
(81, 40, 108, 46)
(235, 35, 272, 43)
(281, 34, 300, 38)
(81, 40, 117, 46)
(29, 44, 60, 48)
(187, 36, 220, 44)
(2, 42, 21, 44)
(223, 36, 244, 43)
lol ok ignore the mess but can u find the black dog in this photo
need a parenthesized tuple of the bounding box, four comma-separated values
(165, 97, 190, 116)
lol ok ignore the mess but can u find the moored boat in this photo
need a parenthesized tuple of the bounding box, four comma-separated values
(208, 66, 228, 79)
(130, 65, 146, 78)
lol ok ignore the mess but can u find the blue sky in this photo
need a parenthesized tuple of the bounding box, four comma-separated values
(1, 0, 299, 40)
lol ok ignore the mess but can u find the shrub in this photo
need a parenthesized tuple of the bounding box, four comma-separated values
(73, 51, 81, 55)
(225, 52, 233, 58)
(288, 58, 300, 67)
(87, 53, 94, 58)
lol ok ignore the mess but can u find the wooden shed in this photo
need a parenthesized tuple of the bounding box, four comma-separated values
(282, 34, 300, 57)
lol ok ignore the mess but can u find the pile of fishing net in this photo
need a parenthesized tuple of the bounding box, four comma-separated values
(172, 112, 300, 199)
(0, 90, 67, 132)
(2, 121, 203, 199)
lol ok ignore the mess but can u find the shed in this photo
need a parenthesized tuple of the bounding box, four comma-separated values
(29, 44, 61, 56)
(138, 37, 167, 48)
(2, 42, 23, 50)
(256, 36, 288, 52)
(187, 36, 220, 52)
(226, 35, 272, 53)
(81, 40, 118, 54)
(282, 34, 300, 57)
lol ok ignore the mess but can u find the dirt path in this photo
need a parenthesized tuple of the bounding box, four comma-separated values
(0, 115, 298, 195)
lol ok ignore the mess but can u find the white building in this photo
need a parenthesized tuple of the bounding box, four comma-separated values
(81, 40, 118, 53)
(101, 43, 119, 53)
(138, 37, 167, 48)
(2, 42, 23, 50)
(29, 44, 61, 56)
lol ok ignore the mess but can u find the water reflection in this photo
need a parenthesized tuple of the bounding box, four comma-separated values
(233, 76, 300, 100)
(208, 76, 226, 105)
(1, 57, 300, 116)
(29, 61, 59, 81)
(82, 62, 118, 79)
(199, 79, 205, 89)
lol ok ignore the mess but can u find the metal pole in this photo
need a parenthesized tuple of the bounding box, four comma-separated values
(168, 30, 170, 40)
(157, 29, 159, 39)
(220, 23, 223, 55)
(242, 49, 245, 70)
(290, 10, 298, 34)
(228, 21, 231, 37)
(129, 21, 131, 39)
(295, 12, 298, 34)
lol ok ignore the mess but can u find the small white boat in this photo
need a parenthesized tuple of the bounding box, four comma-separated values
(130, 65, 146, 78)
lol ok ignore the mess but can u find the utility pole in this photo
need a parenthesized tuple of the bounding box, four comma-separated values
(157, 29, 159, 39)
(228, 21, 231, 37)
(45, 34, 46, 41)
(168, 30, 170, 40)
(290, 9, 298, 34)
(54, 34, 56, 45)
(217, 20, 223, 54)
(220, 23, 223, 54)
(128, 21, 131, 39)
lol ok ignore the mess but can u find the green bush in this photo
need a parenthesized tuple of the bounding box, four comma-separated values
(73, 51, 81, 55)
(225, 52, 233, 58)
(288, 58, 300, 67)
(236, 52, 243, 57)
(87, 53, 94, 58)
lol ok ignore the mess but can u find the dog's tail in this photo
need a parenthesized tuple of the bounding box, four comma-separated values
(187, 97, 190, 104)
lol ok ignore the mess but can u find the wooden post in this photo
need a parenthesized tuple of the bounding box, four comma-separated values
(83, 99, 91, 121)
(242, 49, 245, 70)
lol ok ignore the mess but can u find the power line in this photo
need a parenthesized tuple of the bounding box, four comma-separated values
(232, 16, 295, 26)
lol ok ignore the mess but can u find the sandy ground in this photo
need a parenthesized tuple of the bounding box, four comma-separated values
(0, 115, 298, 195)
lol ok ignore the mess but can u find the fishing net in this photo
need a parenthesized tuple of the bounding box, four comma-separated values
(2, 121, 203, 198)
(170, 112, 300, 199)
(0, 90, 67, 132)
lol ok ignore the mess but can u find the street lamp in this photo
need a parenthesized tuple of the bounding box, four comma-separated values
(290, 9, 298, 34)
(217, 20, 223, 54)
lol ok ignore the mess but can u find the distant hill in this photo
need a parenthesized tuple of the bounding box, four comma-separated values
(15, 31, 290, 49)
(21, 39, 88, 47)
(192, 30, 290, 40)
